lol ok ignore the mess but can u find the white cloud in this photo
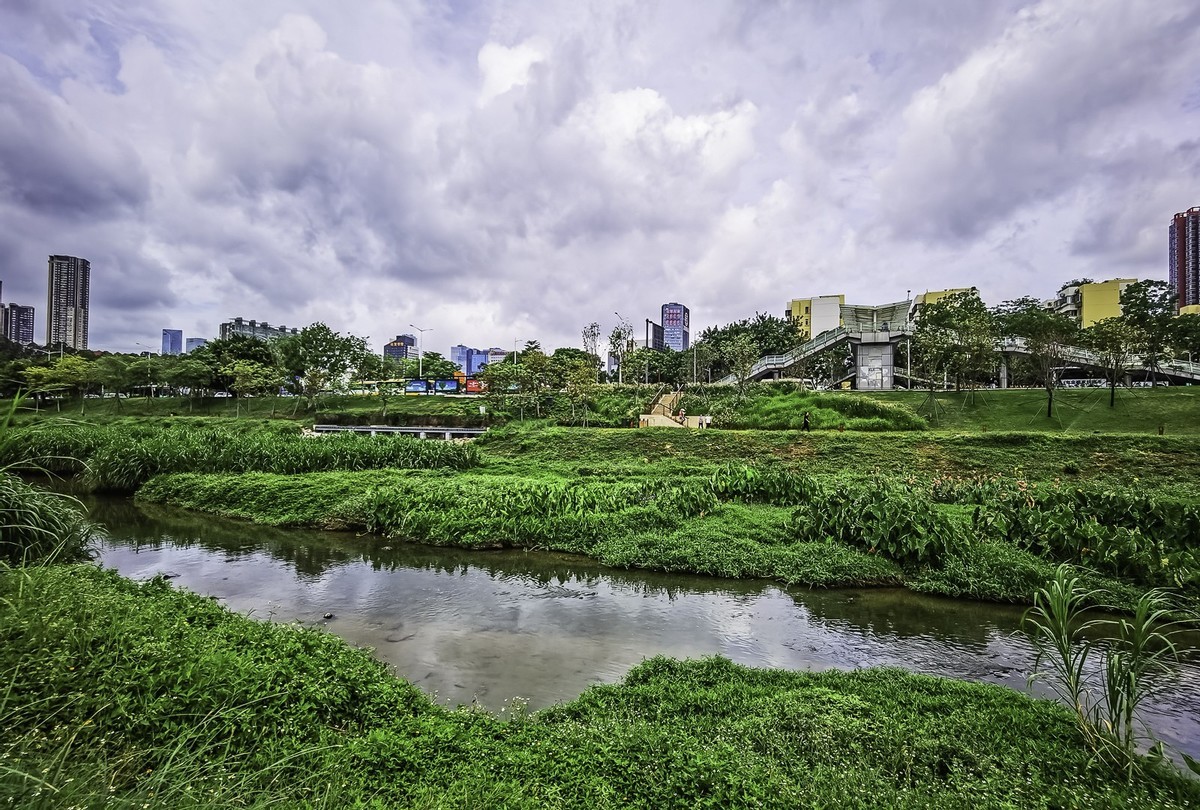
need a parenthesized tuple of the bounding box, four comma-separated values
(0, 0, 1197, 354)
(477, 38, 547, 105)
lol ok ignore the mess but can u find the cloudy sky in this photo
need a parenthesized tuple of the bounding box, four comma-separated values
(2, 0, 1199, 355)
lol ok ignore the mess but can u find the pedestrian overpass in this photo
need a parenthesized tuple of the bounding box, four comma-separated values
(714, 300, 1200, 389)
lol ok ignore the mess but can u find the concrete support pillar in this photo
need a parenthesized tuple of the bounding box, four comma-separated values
(999, 357, 1008, 389)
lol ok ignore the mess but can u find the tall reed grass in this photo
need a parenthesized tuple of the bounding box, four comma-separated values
(0, 393, 95, 565)
(1024, 565, 1199, 779)
(0, 423, 481, 493)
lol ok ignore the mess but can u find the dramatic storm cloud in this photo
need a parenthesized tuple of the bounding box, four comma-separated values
(1, 0, 1198, 353)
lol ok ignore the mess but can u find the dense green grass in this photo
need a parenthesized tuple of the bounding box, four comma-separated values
(684, 384, 928, 431)
(844, 386, 1200, 435)
(137, 466, 1191, 611)
(4, 564, 1196, 808)
(0, 472, 95, 565)
(666, 383, 1200, 433)
(7, 386, 663, 429)
(477, 423, 1200, 492)
(1, 422, 480, 492)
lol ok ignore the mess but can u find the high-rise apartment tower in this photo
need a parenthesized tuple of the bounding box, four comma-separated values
(1170, 207, 1200, 310)
(46, 255, 90, 349)
(1, 304, 36, 345)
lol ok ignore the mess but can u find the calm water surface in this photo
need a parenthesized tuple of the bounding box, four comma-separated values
(88, 496, 1200, 759)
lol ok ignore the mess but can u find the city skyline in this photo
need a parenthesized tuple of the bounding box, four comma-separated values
(1, 2, 1198, 354)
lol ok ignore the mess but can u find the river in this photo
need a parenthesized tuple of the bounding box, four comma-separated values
(87, 495, 1200, 759)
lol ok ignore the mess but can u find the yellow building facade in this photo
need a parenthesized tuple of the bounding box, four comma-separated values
(785, 294, 844, 340)
(909, 288, 979, 321)
(1079, 278, 1136, 327)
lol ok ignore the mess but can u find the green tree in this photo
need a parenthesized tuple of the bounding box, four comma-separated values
(197, 335, 275, 390)
(623, 347, 669, 385)
(276, 323, 367, 412)
(995, 297, 1079, 418)
(548, 347, 598, 389)
(222, 360, 281, 416)
(911, 291, 997, 396)
(165, 357, 215, 411)
(127, 356, 165, 402)
(562, 357, 600, 426)
(687, 342, 717, 384)
(699, 313, 802, 380)
(1120, 280, 1175, 383)
(608, 321, 635, 384)
(1169, 313, 1200, 365)
(93, 355, 133, 409)
(354, 354, 407, 419)
(24, 355, 92, 410)
(1081, 317, 1139, 407)
(399, 351, 460, 381)
(723, 333, 759, 398)
(581, 322, 602, 382)
(478, 361, 527, 417)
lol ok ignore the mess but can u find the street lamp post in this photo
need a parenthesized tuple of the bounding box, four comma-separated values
(409, 324, 431, 379)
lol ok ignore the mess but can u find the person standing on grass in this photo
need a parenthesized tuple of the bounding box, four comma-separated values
(802, 411, 811, 432)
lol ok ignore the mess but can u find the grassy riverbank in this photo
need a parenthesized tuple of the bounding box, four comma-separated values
(9, 413, 1200, 606)
(10, 384, 1200, 433)
(684, 384, 1200, 435)
(136, 460, 1194, 611)
(3, 564, 1196, 809)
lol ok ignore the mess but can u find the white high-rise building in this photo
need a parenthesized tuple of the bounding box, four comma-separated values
(46, 255, 90, 349)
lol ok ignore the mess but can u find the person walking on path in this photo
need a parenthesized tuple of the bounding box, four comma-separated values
(802, 411, 811, 432)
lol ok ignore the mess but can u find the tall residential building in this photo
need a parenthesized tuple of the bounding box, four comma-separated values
(47, 255, 90, 349)
(185, 337, 208, 353)
(1048, 279, 1136, 327)
(1171, 207, 1200, 310)
(383, 334, 417, 361)
(661, 302, 689, 351)
(486, 347, 508, 367)
(219, 317, 299, 341)
(1, 303, 36, 345)
(161, 329, 183, 356)
(786, 294, 844, 340)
